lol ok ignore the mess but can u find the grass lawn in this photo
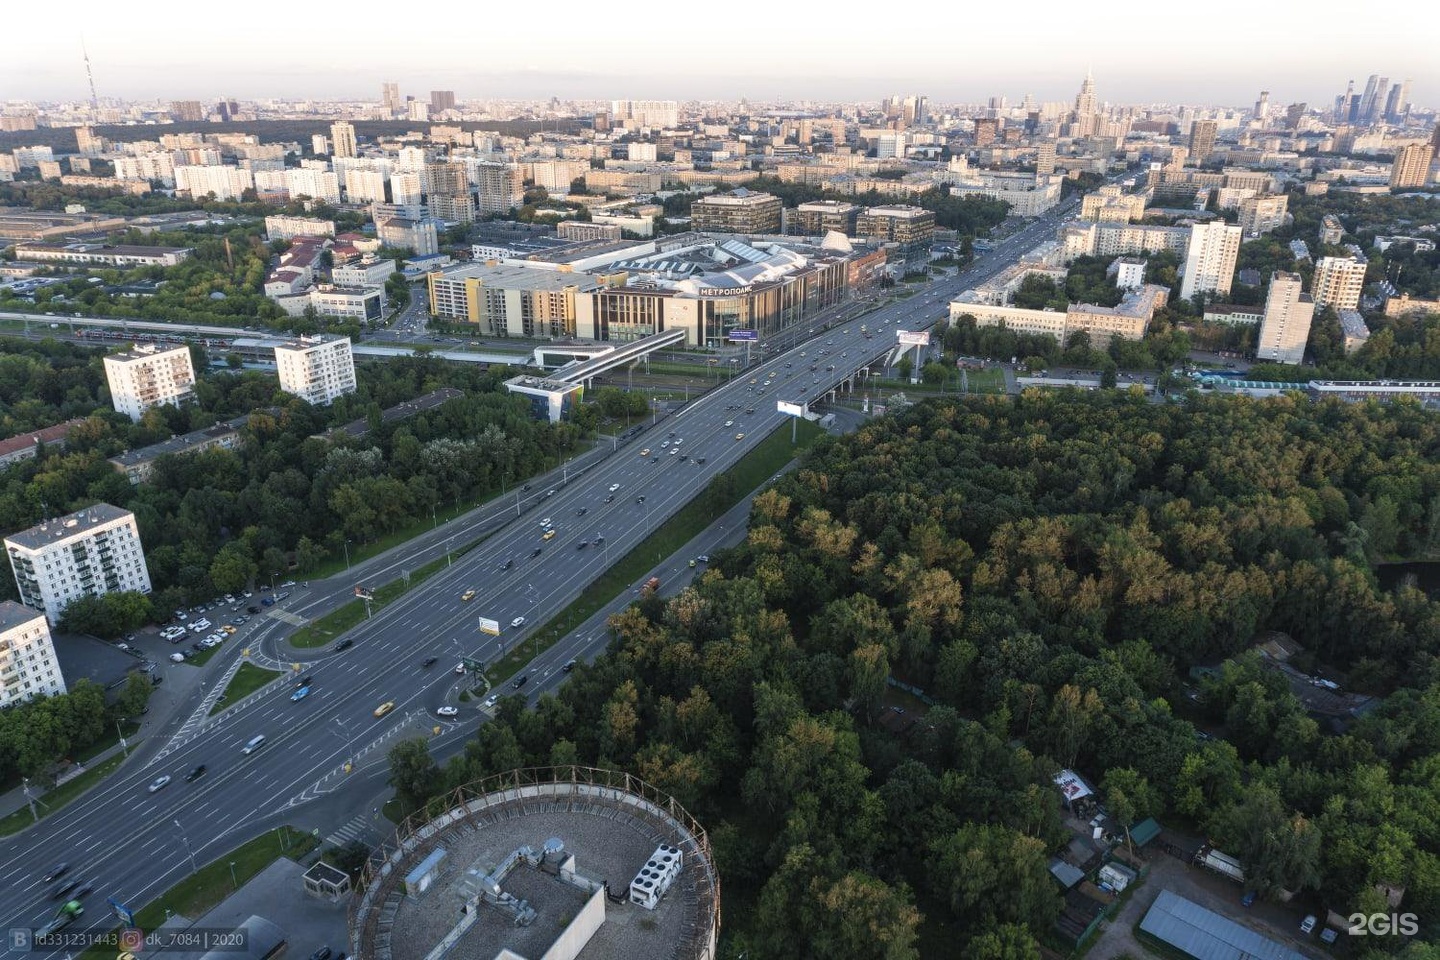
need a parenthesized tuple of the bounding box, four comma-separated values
(78, 826, 318, 960)
(484, 419, 824, 685)
(209, 663, 282, 716)
(289, 549, 461, 649)
(0, 752, 130, 838)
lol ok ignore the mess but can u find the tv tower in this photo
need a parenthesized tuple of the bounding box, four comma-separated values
(81, 37, 99, 110)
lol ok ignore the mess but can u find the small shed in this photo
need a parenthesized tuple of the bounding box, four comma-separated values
(1128, 817, 1161, 848)
(303, 860, 351, 901)
(1050, 859, 1085, 890)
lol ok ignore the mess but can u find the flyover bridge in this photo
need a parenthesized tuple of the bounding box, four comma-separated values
(551, 328, 687, 385)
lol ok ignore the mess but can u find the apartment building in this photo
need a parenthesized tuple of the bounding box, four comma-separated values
(1081, 185, 1146, 223)
(429, 194, 476, 224)
(1390, 144, 1434, 188)
(175, 164, 253, 201)
(0, 602, 65, 707)
(332, 257, 396, 288)
(377, 217, 440, 257)
(330, 121, 357, 159)
(691, 191, 783, 234)
(108, 415, 250, 485)
(950, 284, 1169, 349)
(1188, 120, 1219, 165)
(1179, 222, 1243, 301)
(472, 162, 523, 216)
(1060, 222, 1189, 262)
(274, 336, 357, 406)
(855, 205, 935, 251)
(948, 172, 1063, 216)
(5, 504, 152, 626)
(1238, 194, 1289, 237)
(264, 215, 335, 241)
(1320, 214, 1344, 245)
(103, 344, 197, 422)
(1256, 271, 1315, 364)
(1312, 255, 1368, 312)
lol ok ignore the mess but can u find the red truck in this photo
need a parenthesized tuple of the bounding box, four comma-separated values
(643, 576, 661, 593)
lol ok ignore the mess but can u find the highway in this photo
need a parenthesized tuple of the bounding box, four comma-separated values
(0, 195, 1084, 949)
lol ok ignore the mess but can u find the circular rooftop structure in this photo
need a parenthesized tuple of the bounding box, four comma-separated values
(349, 766, 720, 960)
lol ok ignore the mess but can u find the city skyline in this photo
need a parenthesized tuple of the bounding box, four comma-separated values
(2, 2, 1436, 110)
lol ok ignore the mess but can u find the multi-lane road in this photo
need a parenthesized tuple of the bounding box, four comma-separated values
(0, 196, 1085, 949)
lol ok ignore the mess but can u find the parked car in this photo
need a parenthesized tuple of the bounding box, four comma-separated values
(1300, 915, 1317, 935)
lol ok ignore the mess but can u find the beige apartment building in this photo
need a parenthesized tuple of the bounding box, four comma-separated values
(1312, 255, 1368, 312)
(1256, 271, 1315, 364)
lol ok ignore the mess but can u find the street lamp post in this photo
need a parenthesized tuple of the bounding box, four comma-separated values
(229, 861, 238, 890)
(172, 819, 198, 874)
(332, 716, 355, 766)
(343, 540, 352, 570)
(116, 720, 129, 759)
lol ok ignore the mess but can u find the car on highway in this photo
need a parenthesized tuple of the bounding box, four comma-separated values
(639, 448, 651, 457)
(51, 879, 79, 900)
(636, 495, 645, 504)
(576, 540, 588, 550)
(511, 616, 526, 628)
(577, 507, 587, 516)
(373, 701, 396, 718)
(147, 775, 171, 793)
(511, 675, 529, 689)
(501, 558, 514, 570)
(454, 663, 467, 674)
(540, 517, 553, 528)
(563, 659, 578, 673)
(291, 685, 311, 702)
(422, 656, 438, 668)
(71, 879, 95, 900)
(697, 555, 710, 563)
(483, 694, 500, 708)
(184, 765, 207, 782)
(542, 529, 556, 541)
(335, 638, 353, 651)
(43, 863, 70, 883)
(608, 483, 620, 492)
(689, 559, 697, 568)
(725, 420, 734, 427)
(436, 706, 459, 718)
(734, 433, 745, 441)
(531, 547, 543, 557)
(604, 494, 614, 503)
(460, 589, 476, 602)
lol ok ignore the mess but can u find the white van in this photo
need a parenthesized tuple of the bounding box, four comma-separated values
(242, 735, 266, 755)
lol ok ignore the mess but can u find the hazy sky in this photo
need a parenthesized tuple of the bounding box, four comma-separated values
(3, 1, 1435, 110)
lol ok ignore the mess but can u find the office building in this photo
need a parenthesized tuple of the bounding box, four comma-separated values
(791, 200, 861, 237)
(330, 121, 357, 159)
(427, 263, 602, 337)
(1390, 144, 1434, 188)
(1188, 120, 1219, 165)
(472, 162, 523, 216)
(0, 602, 66, 707)
(430, 90, 456, 114)
(382, 82, 402, 117)
(1179, 222, 1243, 301)
(1238, 194, 1289, 237)
(103, 343, 197, 422)
(855, 204, 935, 262)
(1312, 255, 1368, 312)
(274, 336, 357, 406)
(5, 504, 152, 626)
(1256, 271, 1315, 364)
(691, 191, 783, 234)
(332, 257, 397, 288)
(556, 221, 622, 242)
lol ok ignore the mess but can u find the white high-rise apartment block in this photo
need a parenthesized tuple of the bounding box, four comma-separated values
(286, 167, 341, 204)
(1311, 255, 1368, 312)
(265, 215, 336, 241)
(1256, 271, 1315, 365)
(113, 152, 176, 186)
(390, 171, 423, 206)
(5, 504, 153, 626)
(345, 168, 388, 204)
(175, 164, 253, 201)
(103, 343, 196, 422)
(274, 336, 357, 406)
(611, 100, 678, 129)
(0, 602, 66, 706)
(627, 143, 658, 162)
(311, 134, 327, 156)
(1179, 221, 1243, 301)
(331, 121, 357, 159)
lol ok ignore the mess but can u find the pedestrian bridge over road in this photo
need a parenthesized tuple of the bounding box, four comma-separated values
(548, 328, 688, 385)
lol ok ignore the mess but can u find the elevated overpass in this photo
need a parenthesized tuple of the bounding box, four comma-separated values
(550, 328, 687, 386)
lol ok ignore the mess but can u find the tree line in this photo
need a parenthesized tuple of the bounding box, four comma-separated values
(383, 390, 1440, 957)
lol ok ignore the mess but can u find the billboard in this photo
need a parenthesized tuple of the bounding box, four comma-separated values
(727, 329, 758, 342)
(776, 400, 806, 417)
(896, 330, 931, 347)
(477, 617, 501, 636)
(354, 585, 374, 600)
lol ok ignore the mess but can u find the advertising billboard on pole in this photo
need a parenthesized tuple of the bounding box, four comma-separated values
(896, 330, 931, 347)
(477, 617, 501, 636)
(727, 330, 758, 342)
(776, 400, 806, 417)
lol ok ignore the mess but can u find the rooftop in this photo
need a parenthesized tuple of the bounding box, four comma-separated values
(5, 503, 133, 551)
(0, 418, 86, 460)
(434, 262, 601, 292)
(108, 414, 252, 469)
(320, 388, 465, 440)
(106, 342, 189, 364)
(0, 600, 45, 633)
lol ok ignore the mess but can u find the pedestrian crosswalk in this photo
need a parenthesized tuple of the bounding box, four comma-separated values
(325, 813, 372, 847)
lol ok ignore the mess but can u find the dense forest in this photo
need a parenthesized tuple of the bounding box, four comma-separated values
(391, 390, 1440, 958)
(0, 339, 579, 617)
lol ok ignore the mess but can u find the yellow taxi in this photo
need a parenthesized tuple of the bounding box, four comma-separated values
(639, 448, 651, 457)
(543, 529, 556, 541)
(460, 589, 476, 602)
(373, 701, 396, 718)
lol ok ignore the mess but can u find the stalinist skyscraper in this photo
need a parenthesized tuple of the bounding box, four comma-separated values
(1072, 70, 1098, 137)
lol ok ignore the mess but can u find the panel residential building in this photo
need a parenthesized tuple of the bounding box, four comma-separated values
(1256, 271, 1315, 364)
(472, 162, 523, 216)
(330, 121, 357, 159)
(1390, 144, 1434, 188)
(274, 336, 357, 405)
(5, 504, 152, 626)
(0, 602, 65, 706)
(1179, 222, 1243, 301)
(1312, 255, 1367, 312)
(264, 215, 335, 241)
(1238, 194, 1289, 237)
(103, 344, 197, 422)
